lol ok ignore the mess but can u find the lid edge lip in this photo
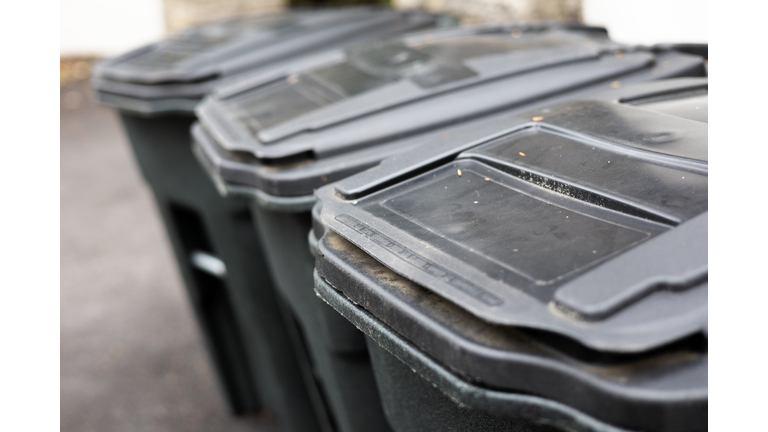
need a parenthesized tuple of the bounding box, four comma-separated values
(618, 81, 708, 104)
(195, 115, 417, 198)
(317, 266, 708, 403)
(314, 269, 707, 432)
(91, 76, 217, 100)
(316, 242, 707, 397)
(191, 128, 231, 198)
(196, 97, 262, 155)
(93, 90, 199, 116)
(96, 68, 218, 86)
(317, 200, 707, 354)
(192, 125, 316, 211)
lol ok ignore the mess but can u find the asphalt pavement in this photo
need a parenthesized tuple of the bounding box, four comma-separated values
(60, 79, 280, 432)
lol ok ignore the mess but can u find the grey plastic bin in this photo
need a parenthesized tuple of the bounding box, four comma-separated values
(91, 7, 446, 430)
(192, 23, 706, 432)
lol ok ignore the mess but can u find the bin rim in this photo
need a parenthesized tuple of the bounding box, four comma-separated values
(93, 90, 200, 116)
(192, 130, 316, 213)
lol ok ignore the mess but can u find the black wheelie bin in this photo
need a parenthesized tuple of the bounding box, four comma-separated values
(90, 7, 447, 430)
(313, 77, 708, 432)
(191, 22, 706, 432)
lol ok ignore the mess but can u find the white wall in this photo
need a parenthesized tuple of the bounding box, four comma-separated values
(61, 0, 708, 56)
(60, 0, 166, 57)
(582, 0, 707, 45)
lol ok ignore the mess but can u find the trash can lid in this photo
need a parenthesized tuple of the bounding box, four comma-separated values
(195, 23, 706, 197)
(316, 77, 708, 354)
(91, 7, 444, 112)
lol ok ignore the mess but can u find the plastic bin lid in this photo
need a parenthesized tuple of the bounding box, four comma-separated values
(194, 24, 706, 197)
(316, 78, 708, 354)
(91, 7, 443, 108)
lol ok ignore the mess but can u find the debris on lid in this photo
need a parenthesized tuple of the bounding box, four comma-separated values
(532, 116, 544, 121)
(457, 169, 462, 177)
(519, 152, 526, 157)
(610, 81, 621, 88)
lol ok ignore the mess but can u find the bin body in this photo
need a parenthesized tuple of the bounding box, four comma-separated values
(313, 78, 708, 432)
(193, 118, 395, 431)
(120, 113, 323, 431)
(193, 23, 706, 432)
(249, 203, 390, 432)
(365, 340, 558, 432)
(93, 7, 448, 430)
